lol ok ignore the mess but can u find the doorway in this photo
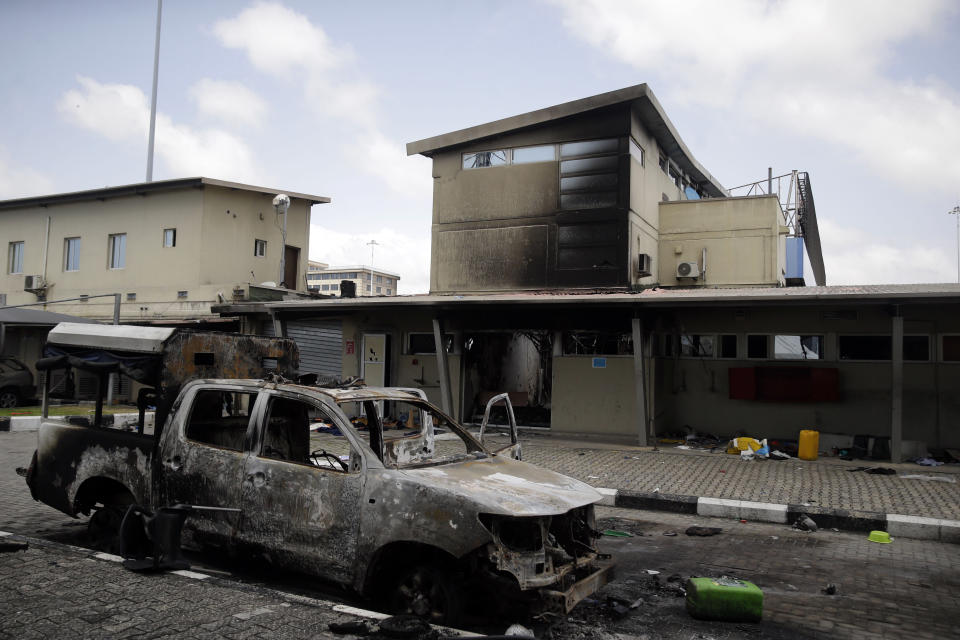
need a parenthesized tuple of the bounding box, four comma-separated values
(461, 331, 552, 428)
(283, 245, 300, 289)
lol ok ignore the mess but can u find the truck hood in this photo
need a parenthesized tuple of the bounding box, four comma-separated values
(400, 455, 602, 516)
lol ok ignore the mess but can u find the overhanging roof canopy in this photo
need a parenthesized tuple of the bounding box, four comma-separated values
(407, 83, 728, 198)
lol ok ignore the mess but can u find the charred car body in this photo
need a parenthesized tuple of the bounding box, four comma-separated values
(25, 324, 613, 623)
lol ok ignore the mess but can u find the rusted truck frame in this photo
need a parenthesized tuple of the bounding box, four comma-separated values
(25, 326, 613, 623)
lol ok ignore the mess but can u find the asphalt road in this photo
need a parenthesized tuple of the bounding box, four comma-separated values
(3, 430, 959, 639)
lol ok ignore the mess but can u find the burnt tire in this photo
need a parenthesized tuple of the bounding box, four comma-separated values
(388, 564, 462, 627)
(87, 502, 131, 553)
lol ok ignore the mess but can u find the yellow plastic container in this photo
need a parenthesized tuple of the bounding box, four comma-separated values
(798, 429, 819, 461)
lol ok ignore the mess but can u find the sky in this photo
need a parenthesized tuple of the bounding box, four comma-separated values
(1, 0, 959, 293)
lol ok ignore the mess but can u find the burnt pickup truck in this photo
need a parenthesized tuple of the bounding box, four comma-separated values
(25, 327, 613, 623)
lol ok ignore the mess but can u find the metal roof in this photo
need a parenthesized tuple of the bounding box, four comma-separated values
(0, 177, 330, 211)
(406, 83, 727, 198)
(0, 307, 99, 326)
(214, 283, 960, 316)
(47, 322, 176, 353)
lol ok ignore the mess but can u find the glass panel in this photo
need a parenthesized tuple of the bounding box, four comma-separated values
(747, 335, 768, 358)
(684, 185, 701, 200)
(839, 335, 891, 360)
(65, 238, 80, 271)
(560, 174, 618, 192)
(109, 234, 126, 269)
(562, 331, 633, 355)
(680, 335, 714, 357)
(560, 156, 619, 174)
(513, 145, 555, 164)
(903, 336, 929, 361)
(560, 138, 619, 157)
(462, 150, 507, 169)
(629, 139, 644, 165)
(9, 241, 24, 274)
(163, 228, 176, 247)
(942, 336, 960, 361)
(560, 192, 617, 210)
(719, 335, 737, 358)
(774, 335, 823, 360)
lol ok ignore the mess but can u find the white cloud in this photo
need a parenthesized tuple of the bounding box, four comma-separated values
(213, 2, 345, 76)
(213, 3, 411, 193)
(58, 76, 261, 183)
(309, 225, 431, 294)
(550, 0, 960, 193)
(0, 148, 54, 199)
(817, 218, 955, 284)
(190, 78, 268, 127)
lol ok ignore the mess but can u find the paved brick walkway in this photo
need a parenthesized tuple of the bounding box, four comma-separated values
(509, 434, 960, 520)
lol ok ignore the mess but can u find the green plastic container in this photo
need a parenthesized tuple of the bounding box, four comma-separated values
(685, 577, 763, 622)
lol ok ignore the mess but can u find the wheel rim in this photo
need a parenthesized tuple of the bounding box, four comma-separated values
(0, 391, 16, 408)
(394, 568, 450, 624)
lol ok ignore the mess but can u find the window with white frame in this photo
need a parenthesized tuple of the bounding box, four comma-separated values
(108, 234, 126, 269)
(629, 138, 644, 166)
(254, 239, 266, 257)
(747, 335, 769, 359)
(680, 334, 714, 357)
(8, 241, 24, 274)
(64, 237, 80, 271)
(774, 335, 823, 360)
(163, 228, 176, 247)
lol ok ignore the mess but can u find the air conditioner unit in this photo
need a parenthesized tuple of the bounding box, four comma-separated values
(23, 275, 44, 291)
(637, 253, 652, 277)
(676, 261, 700, 279)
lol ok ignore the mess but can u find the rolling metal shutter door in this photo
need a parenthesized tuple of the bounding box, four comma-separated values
(285, 319, 343, 376)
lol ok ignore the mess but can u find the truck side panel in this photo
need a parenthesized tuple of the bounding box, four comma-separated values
(32, 422, 153, 517)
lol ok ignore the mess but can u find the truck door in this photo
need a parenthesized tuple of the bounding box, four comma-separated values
(238, 393, 363, 586)
(157, 386, 258, 544)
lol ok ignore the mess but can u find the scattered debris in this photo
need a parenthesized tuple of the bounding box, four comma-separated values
(0, 540, 29, 553)
(379, 615, 432, 638)
(15, 467, 28, 477)
(602, 530, 634, 537)
(329, 620, 372, 635)
(910, 457, 944, 467)
(685, 576, 763, 622)
(685, 526, 723, 537)
(504, 622, 536, 637)
(793, 515, 818, 532)
(663, 531, 678, 537)
(847, 466, 895, 474)
(900, 474, 956, 483)
(645, 569, 660, 575)
(822, 583, 839, 595)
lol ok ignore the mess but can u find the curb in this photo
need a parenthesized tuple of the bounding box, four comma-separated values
(601, 488, 960, 544)
(3, 412, 154, 432)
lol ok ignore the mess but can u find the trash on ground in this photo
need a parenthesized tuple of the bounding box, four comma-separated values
(504, 622, 536, 637)
(868, 530, 893, 544)
(602, 529, 634, 537)
(378, 615, 431, 638)
(793, 515, 818, 532)
(822, 583, 839, 595)
(685, 526, 723, 537)
(0, 540, 29, 553)
(328, 620, 371, 635)
(900, 474, 956, 483)
(847, 466, 896, 474)
(685, 576, 763, 622)
(645, 569, 660, 575)
(663, 531, 678, 536)
(910, 457, 944, 466)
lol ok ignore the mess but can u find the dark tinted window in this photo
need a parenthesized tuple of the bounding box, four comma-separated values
(903, 336, 929, 361)
(747, 335, 768, 358)
(839, 336, 891, 360)
(719, 335, 737, 358)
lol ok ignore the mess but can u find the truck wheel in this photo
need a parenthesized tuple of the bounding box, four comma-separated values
(88, 503, 131, 552)
(0, 388, 18, 409)
(388, 564, 462, 626)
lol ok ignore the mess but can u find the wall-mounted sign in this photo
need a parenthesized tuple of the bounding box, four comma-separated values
(345, 340, 355, 355)
(592, 357, 607, 369)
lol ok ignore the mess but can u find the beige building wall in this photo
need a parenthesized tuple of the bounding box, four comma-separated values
(1, 183, 318, 321)
(551, 356, 640, 437)
(657, 195, 787, 287)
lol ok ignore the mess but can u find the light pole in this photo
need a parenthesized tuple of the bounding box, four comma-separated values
(950, 206, 960, 283)
(273, 194, 290, 287)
